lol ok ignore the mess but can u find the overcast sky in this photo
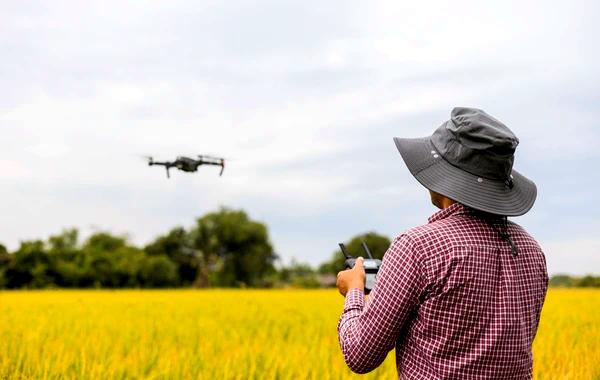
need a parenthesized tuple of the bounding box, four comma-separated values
(1, 0, 598, 275)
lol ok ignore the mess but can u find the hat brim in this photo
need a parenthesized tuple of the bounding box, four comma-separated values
(394, 137, 537, 216)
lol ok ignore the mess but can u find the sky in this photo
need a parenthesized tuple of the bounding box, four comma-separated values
(1, 0, 599, 275)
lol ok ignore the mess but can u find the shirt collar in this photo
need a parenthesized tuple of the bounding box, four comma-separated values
(428, 203, 470, 223)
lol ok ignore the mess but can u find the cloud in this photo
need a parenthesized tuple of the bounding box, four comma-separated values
(0, 160, 30, 179)
(25, 142, 70, 158)
(0, 0, 598, 273)
(543, 238, 600, 276)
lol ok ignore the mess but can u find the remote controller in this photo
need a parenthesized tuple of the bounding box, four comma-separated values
(339, 242, 382, 295)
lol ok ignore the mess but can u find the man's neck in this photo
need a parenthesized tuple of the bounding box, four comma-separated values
(440, 197, 456, 209)
(430, 190, 457, 210)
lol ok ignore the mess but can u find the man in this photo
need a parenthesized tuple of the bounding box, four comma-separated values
(336, 107, 548, 379)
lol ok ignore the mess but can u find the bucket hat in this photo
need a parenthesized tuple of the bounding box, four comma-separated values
(394, 107, 537, 216)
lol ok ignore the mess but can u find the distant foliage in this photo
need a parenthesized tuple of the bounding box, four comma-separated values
(0, 229, 157, 289)
(549, 274, 600, 288)
(2, 222, 597, 289)
(276, 259, 321, 288)
(0, 208, 277, 289)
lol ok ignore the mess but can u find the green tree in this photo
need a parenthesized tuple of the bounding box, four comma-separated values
(549, 274, 575, 287)
(1, 233, 83, 288)
(189, 208, 277, 287)
(48, 229, 79, 253)
(84, 232, 128, 252)
(318, 232, 391, 275)
(548, 274, 600, 288)
(80, 232, 144, 288)
(5, 240, 52, 288)
(46, 229, 83, 287)
(144, 227, 198, 286)
(139, 255, 178, 287)
(0, 243, 11, 288)
(577, 275, 600, 288)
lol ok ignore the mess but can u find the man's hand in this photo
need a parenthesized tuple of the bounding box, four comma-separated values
(336, 257, 366, 296)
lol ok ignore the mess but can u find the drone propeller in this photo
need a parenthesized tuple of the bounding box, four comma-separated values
(137, 154, 154, 163)
(198, 154, 232, 161)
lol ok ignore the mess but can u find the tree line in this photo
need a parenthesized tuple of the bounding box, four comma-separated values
(0, 207, 390, 289)
(1, 207, 596, 289)
(548, 274, 600, 288)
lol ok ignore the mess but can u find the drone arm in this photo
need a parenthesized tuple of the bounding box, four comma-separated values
(195, 157, 226, 176)
(198, 160, 220, 166)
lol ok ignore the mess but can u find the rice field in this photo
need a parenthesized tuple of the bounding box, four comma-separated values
(0, 289, 598, 379)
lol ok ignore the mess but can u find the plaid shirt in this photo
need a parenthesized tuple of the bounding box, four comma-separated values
(338, 203, 548, 379)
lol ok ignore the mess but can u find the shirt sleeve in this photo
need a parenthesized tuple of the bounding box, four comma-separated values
(337, 234, 425, 374)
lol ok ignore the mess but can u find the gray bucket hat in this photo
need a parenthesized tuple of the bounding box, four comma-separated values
(394, 107, 537, 216)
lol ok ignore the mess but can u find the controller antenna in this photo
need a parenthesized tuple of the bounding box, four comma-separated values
(339, 243, 353, 259)
(361, 241, 374, 259)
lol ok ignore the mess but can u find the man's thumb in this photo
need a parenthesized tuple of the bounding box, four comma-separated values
(355, 257, 364, 269)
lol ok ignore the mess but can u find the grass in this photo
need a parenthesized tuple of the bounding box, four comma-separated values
(0, 289, 598, 379)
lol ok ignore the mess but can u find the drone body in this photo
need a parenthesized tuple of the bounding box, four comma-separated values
(146, 155, 225, 178)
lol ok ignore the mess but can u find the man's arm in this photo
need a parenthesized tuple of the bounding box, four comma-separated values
(337, 234, 425, 374)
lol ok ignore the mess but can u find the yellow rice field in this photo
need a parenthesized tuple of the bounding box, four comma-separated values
(0, 289, 598, 379)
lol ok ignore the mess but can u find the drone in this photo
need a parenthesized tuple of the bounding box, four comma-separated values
(145, 155, 225, 178)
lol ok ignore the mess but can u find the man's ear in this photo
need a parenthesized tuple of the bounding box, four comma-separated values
(429, 190, 442, 209)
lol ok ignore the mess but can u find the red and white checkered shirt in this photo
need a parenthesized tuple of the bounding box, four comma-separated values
(338, 203, 548, 379)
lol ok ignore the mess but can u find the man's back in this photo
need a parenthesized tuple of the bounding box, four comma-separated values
(337, 203, 548, 379)
(397, 203, 548, 378)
